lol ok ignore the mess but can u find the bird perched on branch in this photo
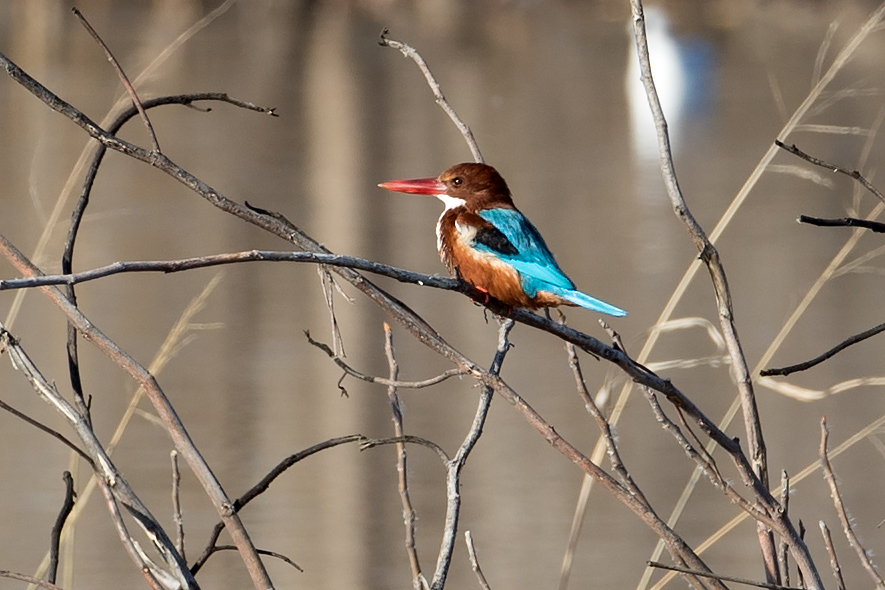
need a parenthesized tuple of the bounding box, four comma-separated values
(379, 163, 626, 316)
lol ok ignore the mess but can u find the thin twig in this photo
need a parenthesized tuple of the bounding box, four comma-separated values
(379, 29, 483, 164)
(430, 319, 512, 590)
(71, 8, 161, 153)
(0, 398, 91, 464)
(0, 570, 66, 590)
(797, 215, 885, 233)
(465, 531, 492, 590)
(647, 561, 803, 590)
(819, 417, 885, 589)
(207, 546, 303, 572)
(775, 139, 885, 203)
(779, 471, 791, 588)
(318, 267, 346, 357)
(566, 319, 647, 505)
(191, 435, 364, 575)
(383, 323, 426, 590)
(360, 435, 450, 464)
(48, 471, 76, 584)
(819, 521, 846, 590)
(94, 471, 169, 590)
(306, 330, 466, 389)
(762, 320, 885, 376)
(171, 450, 185, 561)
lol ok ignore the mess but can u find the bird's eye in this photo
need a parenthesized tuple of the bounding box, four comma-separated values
(452, 177, 463, 187)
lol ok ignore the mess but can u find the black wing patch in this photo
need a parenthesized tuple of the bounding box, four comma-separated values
(474, 225, 519, 256)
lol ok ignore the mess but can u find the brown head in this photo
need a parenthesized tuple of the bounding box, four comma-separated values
(378, 163, 515, 212)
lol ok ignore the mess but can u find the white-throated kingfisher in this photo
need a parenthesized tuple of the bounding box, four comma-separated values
(379, 163, 627, 316)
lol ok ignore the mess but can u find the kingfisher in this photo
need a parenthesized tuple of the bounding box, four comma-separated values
(378, 163, 626, 316)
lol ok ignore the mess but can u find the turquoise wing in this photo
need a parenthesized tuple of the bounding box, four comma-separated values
(474, 208, 627, 316)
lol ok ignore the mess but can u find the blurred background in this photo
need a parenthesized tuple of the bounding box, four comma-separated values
(1, 1, 885, 588)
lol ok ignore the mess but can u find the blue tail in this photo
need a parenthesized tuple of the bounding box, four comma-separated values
(545, 285, 627, 317)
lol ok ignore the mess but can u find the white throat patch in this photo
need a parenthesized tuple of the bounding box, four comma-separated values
(436, 194, 466, 211)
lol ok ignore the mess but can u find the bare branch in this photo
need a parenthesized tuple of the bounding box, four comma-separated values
(379, 29, 483, 164)
(762, 320, 885, 376)
(48, 471, 76, 585)
(430, 319, 512, 590)
(819, 521, 846, 590)
(306, 330, 467, 390)
(360, 437, 448, 466)
(383, 324, 426, 590)
(797, 215, 885, 233)
(774, 139, 885, 203)
(0, 397, 91, 464)
(465, 531, 492, 590)
(820, 418, 885, 589)
(72, 7, 161, 153)
(0, 326, 194, 588)
(647, 561, 802, 590)
(191, 435, 364, 575)
(171, 450, 185, 562)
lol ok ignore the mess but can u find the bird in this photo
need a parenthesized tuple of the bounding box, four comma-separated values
(378, 163, 626, 316)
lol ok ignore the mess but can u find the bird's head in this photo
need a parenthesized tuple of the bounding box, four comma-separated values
(379, 163, 514, 212)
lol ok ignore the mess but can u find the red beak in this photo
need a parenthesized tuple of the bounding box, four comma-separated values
(378, 177, 447, 195)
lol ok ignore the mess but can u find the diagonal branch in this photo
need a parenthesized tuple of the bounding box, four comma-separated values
(379, 29, 483, 164)
(775, 140, 885, 203)
(762, 320, 885, 376)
